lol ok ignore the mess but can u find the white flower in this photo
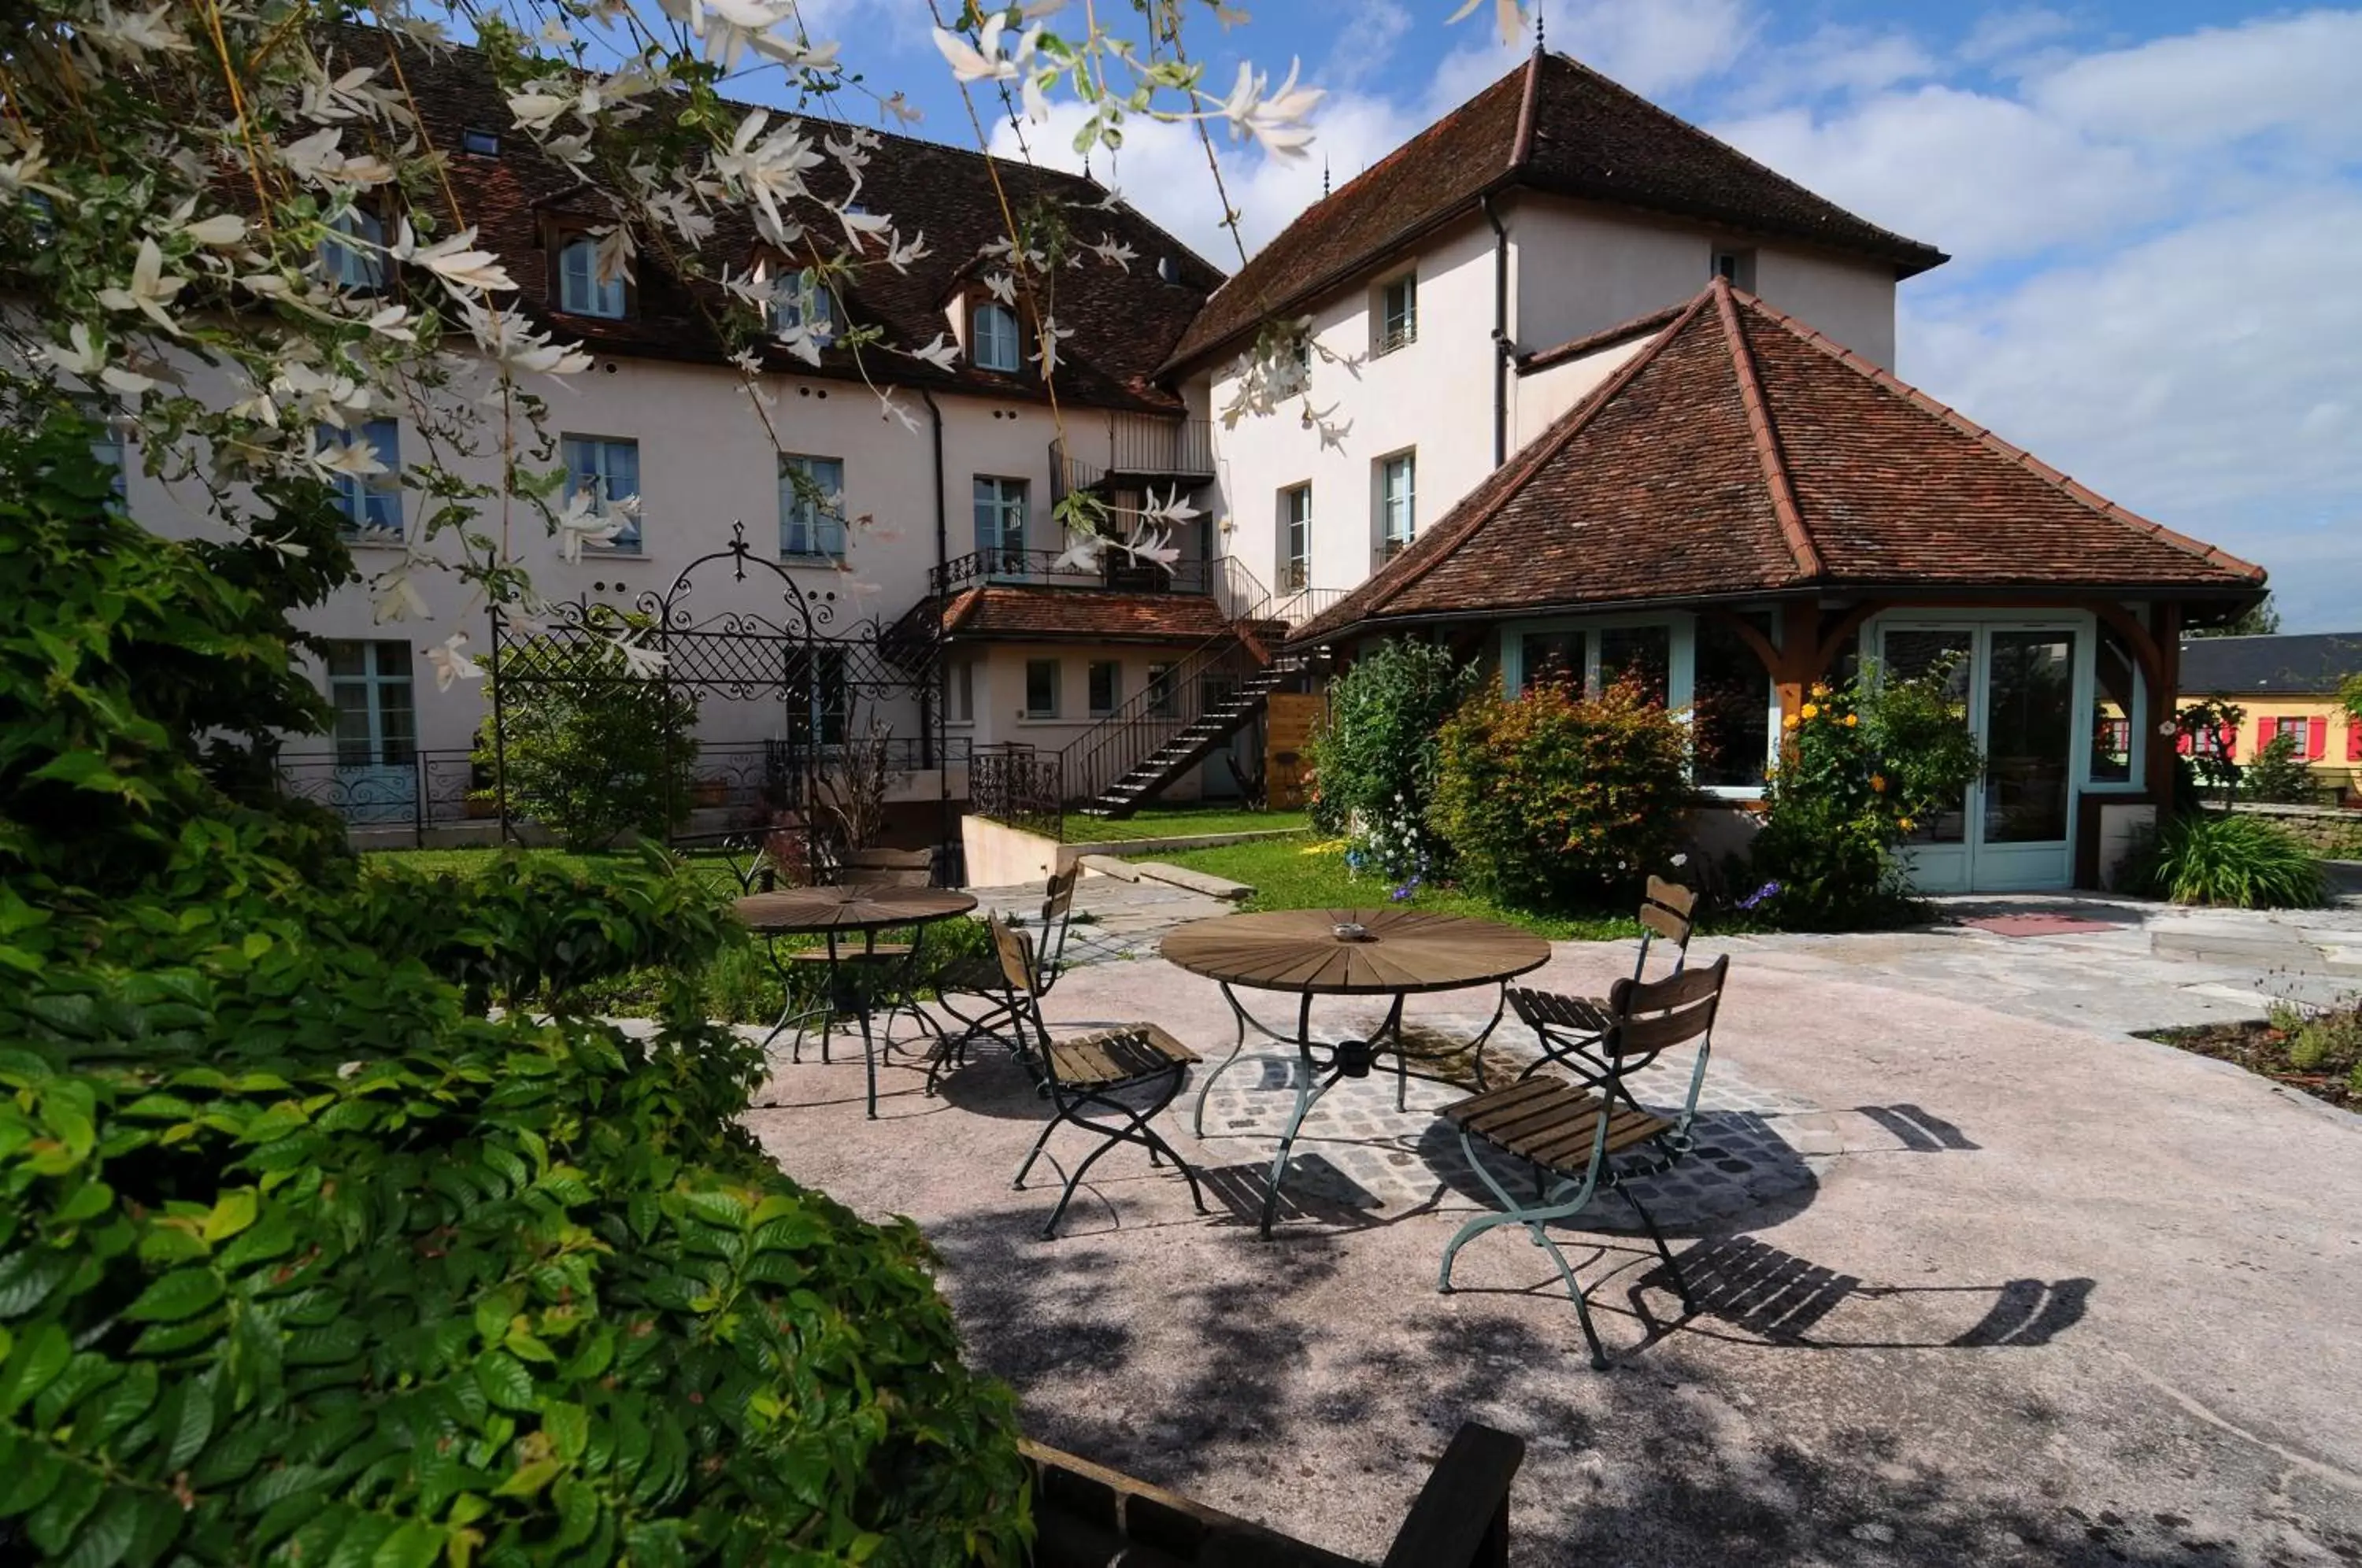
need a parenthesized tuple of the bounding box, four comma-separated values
(1029, 316, 1076, 376)
(399, 224, 516, 294)
(372, 568, 431, 623)
(1671, 853, 1690, 867)
(1447, 0, 1530, 46)
(280, 127, 396, 191)
(883, 229, 932, 272)
(1051, 536, 1105, 574)
(507, 91, 572, 133)
(313, 430, 387, 479)
(40, 322, 105, 378)
(94, 238, 187, 335)
(875, 388, 921, 435)
(180, 212, 247, 248)
(931, 16, 1036, 83)
(426, 633, 483, 692)
(613, 634, 668, 680)
(85, 3, 193, 57)
(880, 92, 923, 126)
(1087, 234, 1138, 272)
(554, 490, 622, 564)
(983, 271, 1017, 306)
(901, 331, 961, 373)
(1214, 58, 1324, 161)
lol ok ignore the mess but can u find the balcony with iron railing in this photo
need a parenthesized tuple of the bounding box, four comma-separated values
(927, 546, 1219, 598)
(1050, 413, 1217, 505)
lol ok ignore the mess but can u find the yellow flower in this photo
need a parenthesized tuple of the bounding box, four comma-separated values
(1869, 774, 1887, 793)
(1783, 714, 1801, 730)
(1800, 702, 1820, 720)
(1810, 682, 1831, 698)
(1897, 816, 1916, 832)
(1843, 713, 1859, 727)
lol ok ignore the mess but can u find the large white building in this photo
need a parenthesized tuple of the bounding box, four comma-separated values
(128, 39, 1978, 853)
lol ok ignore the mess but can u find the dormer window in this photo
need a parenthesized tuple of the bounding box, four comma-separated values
(972, 300, 1021, 373)
(557, 233, 625, 318)
(761, 263, 836, 345)
(320, 207, 386, 294)
(1375, 271, 1416, 356)
(461, 128, 501, 157)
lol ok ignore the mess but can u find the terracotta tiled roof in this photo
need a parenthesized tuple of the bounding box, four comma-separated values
(1162, 50, 1945, 374)
(1517, 303, 1686, 372)
(365, 29, 1222, 412)
(1294, 279, 2265, 645)
(894, 586, 1231, 645)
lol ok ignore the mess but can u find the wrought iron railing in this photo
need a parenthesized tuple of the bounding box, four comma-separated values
(970, 743, 1065, 838)
(1049, 416, 1216, 504)
(928, 547, 1216, 597)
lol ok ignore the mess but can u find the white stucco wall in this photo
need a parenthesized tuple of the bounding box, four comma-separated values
(1508, 194, 1899, 370)
(116, 349, 1142, 760)
(1205, 215, 1500, 599)
(1509, 334, 1655, 448)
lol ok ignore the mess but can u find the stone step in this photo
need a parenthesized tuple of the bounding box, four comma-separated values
(1126, 860, 1253, 901)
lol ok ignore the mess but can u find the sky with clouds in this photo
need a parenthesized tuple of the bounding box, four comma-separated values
(739, 2, 2362, 631)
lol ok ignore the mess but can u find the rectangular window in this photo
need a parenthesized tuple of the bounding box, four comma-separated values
(1376, 452, 1416, 557)
(1375, 272, 1416, 354)
(1024, 658, 1059, 719)
(2090, 626, 2139, 784)
(1282, 483, 1312, 590)
(1712, 249, 1757, 291)
(557, 234, 625, 318)
(325, 640, 416, 768)
(948, 660, 974, 724)
(1599, 624, 1672, 707)
(765, 265, 836, 344)
(320, 418, 402, 537)
(1087, 660, 1122, 718)
(974, 476, 1027, 569)
(320, 207, 387, 293)
(1520, 631, 1584, 692)
(1692, 614, 1774, 789)
(779, 455, 846, 560)
(1146, 663, 1177, 719)
(972, 301, 1022, 372)
(787, 648, 848, 749)
(561, 435, 641, 551)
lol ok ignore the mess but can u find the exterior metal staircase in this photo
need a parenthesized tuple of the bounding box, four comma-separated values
(1058, 563, 1340, 819)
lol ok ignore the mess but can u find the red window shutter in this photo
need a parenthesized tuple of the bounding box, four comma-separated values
(2220, 722, 2238, 759)
(2257, 718, 2273, 755)
(2308, 716, 2328, 760)
(2176, 730, 2193, 756)
(2349, 722, 2362, 763)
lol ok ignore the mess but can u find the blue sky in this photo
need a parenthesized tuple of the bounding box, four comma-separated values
(642, 2, 2362, 630)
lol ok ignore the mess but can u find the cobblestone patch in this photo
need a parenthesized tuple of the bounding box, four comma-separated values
(1191, 1011, 1831, 1232)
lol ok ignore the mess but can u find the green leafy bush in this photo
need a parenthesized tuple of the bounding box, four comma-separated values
(1429, 675, 1694, 908)
(1, 414, 1029, 1566)
(2242, 730, 2319, 805)
(482, 624, 702, 851)
(2136, 811, 2324, 908)
(1747, 666, 1984, 929)
(1304, 638, 1477, 878)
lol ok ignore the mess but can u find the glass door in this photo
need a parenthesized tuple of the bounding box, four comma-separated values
(328, 640, 418, 825)
(1878, 623, 2079, 893)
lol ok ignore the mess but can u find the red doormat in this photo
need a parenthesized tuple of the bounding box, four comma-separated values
(1959, 913, 2122, 937)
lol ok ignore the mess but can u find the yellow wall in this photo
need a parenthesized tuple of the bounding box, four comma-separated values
(2176, 691, 2361, 793)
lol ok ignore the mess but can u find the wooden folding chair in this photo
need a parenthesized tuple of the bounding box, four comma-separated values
(1476, 875, 1697, 1092)
(990, 915, 1207, 1239)
(926, 865, 1079, 1092)
(1437, 955, 1729, 1370)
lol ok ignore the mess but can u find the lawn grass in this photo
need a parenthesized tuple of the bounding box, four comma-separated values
(365, 845, 749, 894)
(1136, 832, 1643, 942)
(1061, 805, 1311, 844)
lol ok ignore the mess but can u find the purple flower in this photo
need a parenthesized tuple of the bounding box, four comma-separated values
(1390, 876, 1421, 902)
(1736, 880, 1781, 912)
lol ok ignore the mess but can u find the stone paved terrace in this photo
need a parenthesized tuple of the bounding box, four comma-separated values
(744, 902, 2362, 1565)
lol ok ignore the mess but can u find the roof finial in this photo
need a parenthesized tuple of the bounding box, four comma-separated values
(1535, 2, 1546, 54)
(1322, 157, 1331, 198)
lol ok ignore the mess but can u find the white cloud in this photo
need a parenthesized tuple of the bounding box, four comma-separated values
(1957, 7, 2076, 65)
(2024, 9, 2362, 154)
(1550, 0, 1753, 95)
(1725, 24, 1937, 109)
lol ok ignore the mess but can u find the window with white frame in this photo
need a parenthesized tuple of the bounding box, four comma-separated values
(320, 207, 386, 293)
(946, 660, 974, 724)
(319, 418, 402, 537)
(1024, 658, 1059, 719)
(1376, 452, 1415, 557)
(787, 647, 849, 748)
(1087, 660, 1122, 717)
(1375, 271, 1416, 354)
(1691, 615, 1773, 789)
(557, 234, 625, 318)
(561, 434, 642, 551)
(972, 301, 1022, 372)
(974, 475, 1027, 568)
(1281, 483, 1312, 590)
(1146, 663, 1177, 718)
(779, 455, 846, 560)
(325, 641, 416, 768)
(762, 264, 836, 345)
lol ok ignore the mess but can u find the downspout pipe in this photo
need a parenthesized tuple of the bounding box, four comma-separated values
(920, 388, 950, 872)
(1482, 193, 1509, 468)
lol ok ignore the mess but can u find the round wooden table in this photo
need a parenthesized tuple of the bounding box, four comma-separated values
(1161, 908, 1551, 1237)
(735, 885, 977, 1119)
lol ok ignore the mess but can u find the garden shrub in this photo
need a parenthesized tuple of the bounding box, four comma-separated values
(1304, 638, 1477, 878)
(2136, 811, 2323, 908)
(1746, 666, 1984, 929)
(482, 624, 702, 851)
(2242, 730, 2319, 805)
(1429, 675, 1694, 908)
(0, 415, 1029, 1566)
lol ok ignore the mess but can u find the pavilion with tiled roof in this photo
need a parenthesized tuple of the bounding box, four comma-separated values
(1293, 277, 2267, 889)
